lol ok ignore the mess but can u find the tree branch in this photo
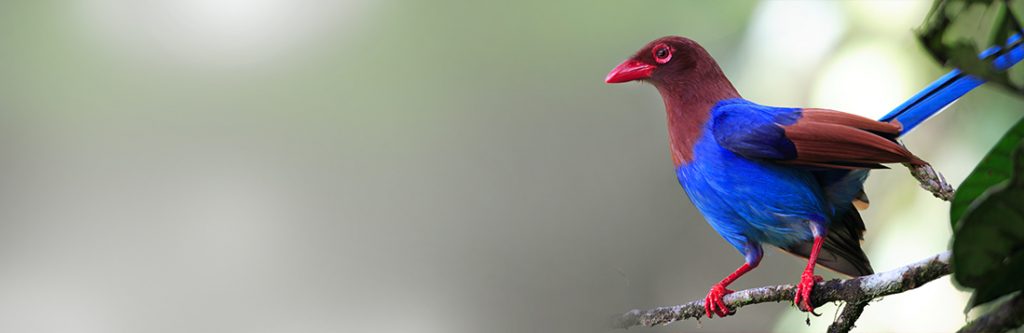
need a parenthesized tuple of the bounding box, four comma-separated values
(827, 301, 867, 333)
(612, 252, 951, 330)
(958, 291, 1024, 333)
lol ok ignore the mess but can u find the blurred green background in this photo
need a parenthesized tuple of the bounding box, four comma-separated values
(0, 1, 1021, 332)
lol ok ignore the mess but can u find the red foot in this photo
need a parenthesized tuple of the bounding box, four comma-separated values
(704, 284, 735, 318)
(793, 273, 824, 315)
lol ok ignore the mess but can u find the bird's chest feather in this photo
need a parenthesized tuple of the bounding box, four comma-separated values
(675, 127, 828, 247)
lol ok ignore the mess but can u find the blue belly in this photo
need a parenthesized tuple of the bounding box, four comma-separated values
(677, 133, 830, 253)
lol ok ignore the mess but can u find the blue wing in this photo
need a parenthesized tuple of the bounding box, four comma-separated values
(710, 100, 919, 170)
(710, 100, 800, 160)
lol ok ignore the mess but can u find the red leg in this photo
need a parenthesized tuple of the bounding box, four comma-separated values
(794, 224, 826, 314)
(704, 244, 762, 318)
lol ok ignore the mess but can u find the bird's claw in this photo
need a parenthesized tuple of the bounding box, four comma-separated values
(704, 284, 735, 318)
(793, 273, 823, 316)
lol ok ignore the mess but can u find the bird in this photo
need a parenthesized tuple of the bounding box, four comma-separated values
(604, 34, 1024, 318)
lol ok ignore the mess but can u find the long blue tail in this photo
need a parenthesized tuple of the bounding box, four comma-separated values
(880, 34, 1024, 135)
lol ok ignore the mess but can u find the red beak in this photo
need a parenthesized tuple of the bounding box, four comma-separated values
(605, 59, 654, 83)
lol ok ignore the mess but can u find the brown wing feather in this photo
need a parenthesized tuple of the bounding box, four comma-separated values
(801, 108, 902, 138)
(781, 109, 924, 169)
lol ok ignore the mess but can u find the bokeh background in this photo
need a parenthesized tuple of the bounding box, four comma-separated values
(0, 1, 1021, 332)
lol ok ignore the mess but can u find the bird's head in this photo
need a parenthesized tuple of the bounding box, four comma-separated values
(604, 36, 738, 165)
(604, 36, 710, 85)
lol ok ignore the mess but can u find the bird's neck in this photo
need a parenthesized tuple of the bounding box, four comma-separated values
(656, 66, 739, 166)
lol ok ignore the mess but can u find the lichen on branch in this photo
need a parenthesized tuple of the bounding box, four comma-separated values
(612, 252, 951, 331)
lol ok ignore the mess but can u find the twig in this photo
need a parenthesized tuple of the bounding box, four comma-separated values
(908, 163, 955, 201)
(958, 292, 1024, 333)
(827, 301, 868, 333)
(611, 252, 951, 329)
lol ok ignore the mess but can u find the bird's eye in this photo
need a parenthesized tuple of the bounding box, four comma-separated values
(653, 44, 672, 64)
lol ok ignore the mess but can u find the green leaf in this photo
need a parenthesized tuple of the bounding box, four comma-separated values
(968, 252, 1024, 308)
(989, 0, 1024, 48)
(946, 40, 1012, 87)
(952, 139, 1024, 309)
(916, 0, 1024, 96)
(950, 118, 1024, 227)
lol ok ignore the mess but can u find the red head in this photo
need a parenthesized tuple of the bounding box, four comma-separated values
(606, 36, 711, 84)
(605, 36, 739, 166)
(605, 36, 735, 96)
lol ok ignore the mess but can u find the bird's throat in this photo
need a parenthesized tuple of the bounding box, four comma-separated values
(658, 81, 739, 167)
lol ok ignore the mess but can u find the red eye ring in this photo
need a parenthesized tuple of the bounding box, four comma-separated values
(652, 43, 672, 64)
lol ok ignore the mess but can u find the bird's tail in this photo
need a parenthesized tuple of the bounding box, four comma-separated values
(880, 34, 1024, 136)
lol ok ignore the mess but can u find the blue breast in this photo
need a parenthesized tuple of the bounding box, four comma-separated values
(675, 100, 833, 253)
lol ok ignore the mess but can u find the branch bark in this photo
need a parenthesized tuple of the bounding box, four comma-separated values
(958, 292, 1024, 333)
(827, 301, 868, 333)
(612, 252, 951, 330)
